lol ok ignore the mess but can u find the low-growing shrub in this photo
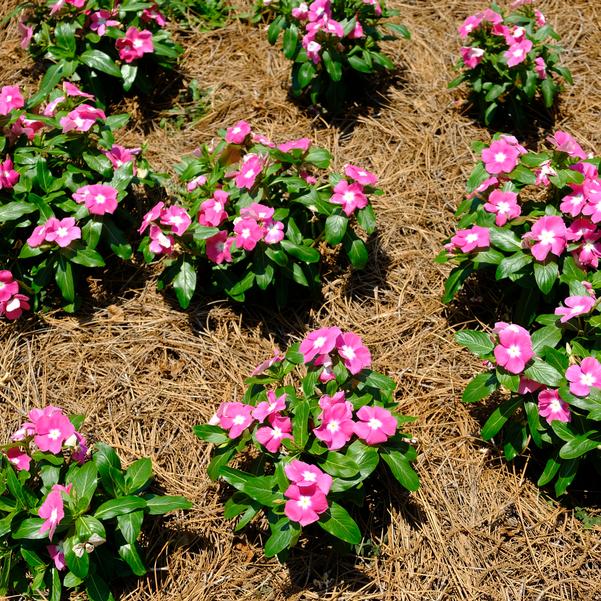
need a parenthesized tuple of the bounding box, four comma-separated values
(0, 405, 191, 599)
(138, 121, 379, 307)
(449, 0, 571, 127)
(194, 328, 419, 558)
(439, 131, 601, 494)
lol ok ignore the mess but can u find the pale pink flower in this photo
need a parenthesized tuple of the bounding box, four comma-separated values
(253, 390, 287, 422)
(458, 14, 482, 38)
(300, 326, 342, 363)
(206, 231, 234, 264)
(494, 324, 533, 374)
(0, 156, 19, 189)
(38, 484, 72, 541)
(0, 271, 18, 302)
(483, 189, 520, 226)
(6, 447, 31, 471)
(344, 164, 378, 186)
(60, 105, 106, 133)
(34, 411, 75, 454)
(2, 294, 30, 320)
(160, 206, 191, 236)
(186, 174, 207, 192)
(510, 0, 533, 7)
(284, 483, 328, 526)
(255, 413, 292, 453)
(149, 225, 174, 255)
(264, 220, 284, 244)
(47, 544, 66, 571)
(460, 46, 485, 69)
(139, 201, 165, 234)
(235, 154, 263, 189)
(336, 332, 371, 374)
(43, 96, 65, 117)
(285, 459, 332, 493)
(198, 191, 229, 227)
(18, 20, 33, 49)
(525, 215, 567, 261)
(240, 202, 274, 222)
(538, 389, 571, 423)
(535, 57, 547, 79)
(354, 405, 397, 445)
(0, 86, 24, 116)
(73, 184, 118, 215)
(534, 9, 546, 27)
(566, 357, 601, 397)
(89, 9, 120, 36)
(218, 402, 255, 439)
(330, 180, 368, 216)
(547, 131, 587, 160)
(115, 28, 154, 63)
(45, 217, 81, 248)
(313, 402, 355, 450)
(277, 137, 312, 153)
(481, 139, 520, 174)
(226, 121, 251, 144)
(304, 38, 321, 64)
(555, 295, 596, 323)
(292, 2, 309, 19)
(450, 225, 490, 253)
(535, 160, 556, 186)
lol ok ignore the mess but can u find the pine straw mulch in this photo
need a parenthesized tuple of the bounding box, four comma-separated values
(1, 0, 601, 599)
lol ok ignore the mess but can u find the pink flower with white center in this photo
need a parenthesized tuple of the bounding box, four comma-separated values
(115, 28, 154, 64)
(38, 484, 72, 541)
(0, 156, 19, 189)
(480, 8, 502, 25)
(141, 3, 167, 27)
(256, 413, 293, 453)
(6, 448, 31, 471)
(450, 225, 490, 253)
(460, 47, 485, 69)
(253, 390, 287, 422)
(73, 184, 118, 216)
(235, 154, 263, 189)
(344, 164, 378, 186)
(467, 176, 498, 199)
(28, 218, 61, 248)
(354, 405, 397, 445)
(149, 225, 174, 255)
(284, 483, 328, 526)
(494, 324, 533, 374)
(233, 218, 263, 251)
(535, 57, 547, 79)
(10, 115, 44, 142)
(251, 349, 284, 376)
(500, 135, 528, 156)
(300, 326, 341, 363)
(35, 411, 75, 455)
(547, 131, 587, 160)
(43, 96, 65, 117)
(304, 38, 321, 64)
(160, 206, 191, 236)
(47, 544, 66, 571)
(335, 331, 371, 374)
(313, 402, 355, 450)
(458, 14, 482, 38)
(566, 218, 595, 242)
(206, 231, 235, 264)
(285, 460, 332, 493)
(560, 185, 587, 217)
(555, 295, 596, 324)
(525, 215, 567, 261)
(198, 191, 229, 227)
(348, 19, 364, 39)
(504, 39, 533, 67)
(330, 180, 368, 216)
(535, 9, 546, 27)
(323, 19, 344, 37)
(218, 402, 255, 439)
(103, 145, 139, 170)
(62, 82, 93, 100)
(582, 198, 601, 224)
(309, 0, 331, 22)
(240, 202, 274, 222)
(317, 391, 351, 413)
(566, 357, 601, 397)
(138, 201, 165, 234)
(535, 160, 556, 186)
(313, 353, 335, 383)
(187, 174, 207, 192)
(89, 9, 120, 36)
(18, 20, 33, 49)
(584, 177, 601, 202)
(226, 120, 251, 144)
(264, 220, 285, 244)
(574, 231, 601, 268)
(60, 105, 106, 133)
(481, 140, 520, 175)
(518, 377, 543, 395)
(538, 389, 571, 423)
(45, 217, 81, 248)
(0, 86, 24, 116)
(0, 271, 18, 302)
(483, 190, 520, 226)
(292, 2, 309, 19)
(2, 293, 30, 320)
(277, 137, 312, 153)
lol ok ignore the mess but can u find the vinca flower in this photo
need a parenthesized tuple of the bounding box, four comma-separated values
(537, 389, 571, 424)
(566, 357, 601, 397)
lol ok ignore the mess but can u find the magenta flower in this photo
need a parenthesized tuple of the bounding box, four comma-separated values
(89, 9, 120, 36)
(198, 191, 229, 227)
(240, 202, 274, 222)
(252, 133, 274, 147)
(277, 137, 312, 153)
(73, 184, 118, 216)
(458, 14, 482, 38)
(251, 349, 284, 376)
(149, 225, 174, 255)
(313, 403, 355, 450)
(34, 411, 75, 454)
(103, 144, 139, 170)
(354, 405, 397, 445)
(560, 186, 587, 217)
(234, 218, 263, 251)
(225, 121, 251, 144)
(300, 326, 341, 363)
(308, 0, 331, 22)
(555, 295, 596, 323)
(0, 85, 24, 116)
(0, 156, 20, 190)
(450, 225, 490, 253)
(504, 39, 532, 67)
(218, 402, 255, 439)
(318, 391, 350, 413)
(9, 115, 44, 142)
(206, 231, 234, 264)
(264, 220, 285, 244)
(467, 176, 498, 199)
(314, 353, 335, 383)
(255, 413, 292, 453)
(0, 271, 18, 302)
(574, 231, 601, 268)
(535, 160, 556, 186)
(187, 174, 207, 192)
(323, 19, 344, 37)
(141, 4, 167, 27)
(582, 198, 601, 224)
(284, 483, 328, 526)
(304, 38, 322, 64)
(116, 27, 154, 63)
(60, 105, 106, 133)
(362, 0, 382, 16)
(566, 357, 601, 397)
(481, 140, 520, 175)
(335, 332, 371, 374)
(535, 9, 546, 26)
(480, 8, 502, 25)
(45, 217, 81, 248)
(494, 324, 533, 374)
(518, 377, 543, 395)
(547, 131, 587, 160)
(2, 293, 30, 320)
(284, 459, 332, 494)
(252, 390, 287, 422)
(538, 389, 571, 424)
(460, 46, 485, 69)
(38, 484, 72, 541)
(566, 218, 595, 242)
(6, 447, 31, 471)
(160, 206, 191, 236)
(483, 190, 520, 226)
(348, 19, 364, 39)
(47, 544, 66, 571)
(344, 164, 378, 186)
(525, 215, 567, 261)
(139, 201, 165, 234)
(235, 154, 264, 189)
(18, 20, 33, 49)
(292, 2, 309, 20)
(330, 180, 368, 216)
(535, 57, 547, 79)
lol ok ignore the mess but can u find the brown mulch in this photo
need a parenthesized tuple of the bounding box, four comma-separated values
(1, 1, 601, 599)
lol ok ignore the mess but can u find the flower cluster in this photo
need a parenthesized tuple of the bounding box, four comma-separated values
(450, 1, 571, 126)
(0, 406, 191, 599)
(139, 120, 379, 308)
(21, 0, 182, 98)
(195, 329, 418, 557)
(259, 0, 410, 110)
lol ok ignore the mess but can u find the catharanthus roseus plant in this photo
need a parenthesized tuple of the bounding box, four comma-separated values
(257, 0, 409, 109)
(439, 130, 601, 493)
(20, 0, 182, 99)
(0, 83, 156, 315)
(449, 0, 571, 126)
(194, 328, 419, 558)
(0, 406, 191, 600)
(138, 121, 379, 307)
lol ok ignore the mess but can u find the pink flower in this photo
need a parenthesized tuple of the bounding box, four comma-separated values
(458, 14, 482, 39)
(300, 326, 341, 363)
(304, 38, 322, 64)
(284, 483, 328, 526)
(103, 145, 139, 170)
(240, 202, 274, 222)
(480, 8, 502, 25)
(566, 218, 595, 242)
(313, 402, 355, 450)
(235, 154, 263, 189)
(234, 218, 263, 251)
(198, 191, 229, 227)
(318, 391, 351, 412)
(10, 115, 44, 142)
(348, 19, 364, 39)
(47, 544, 66, 571)
(535, 160, 557, 186)
(206, 231, 234, 264)
(560, 186, 587, 217)
(45, 217, 81, 248)
(89, 9, 120, 36)
(481, 140, 520, 175)
(354, 405, 397, 445)
(555, 295, 596, 323)
(34, 411, 75, 454)
(330, 180, 368, 216)
(460, 46, 485, 69)
(2, 294, 30, 320)
(115, 28, 154, 64)
(535, 57, 547, 79)
(323, 19, 344, 37)
(0, 156, 19, 189)
(43, 96, 65, 117)
(566, 357, 601, 397)
(73, 184, 118, 216)
(251, 349, 284, 376)
(139, 201, 165, 234)
(218, 402, 255, 439)
(336, 332, 371, 374)
(534, 9, 546, 27)
(149, 225, 174, 255)
(38, 484, 72, 541)
(186, 174, 207, 192)
(18, 21, 33, 49)
(467, 176, 498, 199)
(0, 86, 24, 116)
(292, 2, 309, 19)
(362, 0, 382, 16)
(309, 0, 331, 22)
(160, 206, 191, 236)
(141, 3, 167, 27)
(277, 138, 312, 153)
(6, 447, 31, 471)
(582, 198, 601, 224)
(285, 459, 332, 493)
(547, 131, 587, 160)
(450, 225, 490, 253)
(255, 413, 292, 452)
(494, 323, 533, 374)
(60, 105, 106, 133)
(525, 215, 567, 261)
(264, 220, 285, 244)
(483, 190, 520, 226)
(253, 390, 287, 422)
(252, 133, 274, 147)
(0, 271, 18, 302)
(538, 389, 571, 423)
(518, 377, 543, 395)
(226, 120, 251, 144)
(344, 164, 378, 186)
(574, 231, 601, 268)
(62, 81, 94, 100)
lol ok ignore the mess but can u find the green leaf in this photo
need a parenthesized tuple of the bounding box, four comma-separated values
(64, 536, 89, 579)
(264, 517, 299, 557)
(489, 228, 522, 252)
(455, 330, 494, 357)
(103, 218, 133, 260)
(280, 240, 320, 263)
(537, 454, 560, 487)
(507, 164, 536, 185)
(36, 159, 53, 193)
(193, 425, 230, 445)
(304, 147, 331, 169)
(320, 452, 360, 479)
(71, 248, 105, 268)
(282, 24, 299, 60)
(496, 252, 532, 279)
(533, 261, 558, 294)
(94, 496, 147, 520)
(173, 259, 197, 309)
(119, 543, 146, 576)
(385, 23, 411, 39)
(27, 62, 65, 108)
(117, 510, 144, 545)
(343, 233, 368, 269)
(50, 567, 61, 601)
(324, 213, 348, 245)
(466, 162, 488, 193)
(345, 439, 379, 479)
(462, 371, 498, 403)
(292, 400, 310, 450)
(541, 77, 557, 108)
(481, 398, 521, 440)
(80, 50, 122, 77)
(442, 265, 472, 303)
(0, 201, 37, 222)
(143, 494, 192, 515)
(267, 15, 285, 45)
(121, 64, 138, 92)
(323, 50, 343, 81)
(356, 204, 376, 234)
(381, 449, 419, 491)
(347, 54, 371, 73)
(559, 434, 601, 460)
(86, 571, 115, 601)
(70, 461, 98, 511)
(297, 61, 316, 88)
(531, 325, 562, 354)
(318, 501, 361, 544)
(125, 458, 153, 494)
(554, 459, 578, 496)
(220, 468, 280, 507)
(523, 360, 563, 387)
(55, 256, 75, 303)
(92, 443, 123, 497)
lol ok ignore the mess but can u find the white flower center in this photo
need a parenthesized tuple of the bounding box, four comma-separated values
(233, 415, 246, 425)
(241, 228, 250, 239)
(497, 201, 510, 214)
(297, 496, 312, 509)
(368, 418, 382, 430)
(326, 420, 340, 433)
(549, 398, 563, 413)
(6, 298, 19, 311)
(57, 227, 69, 238)
(272, 426, 283, 439)
(539, 230, 555, 245)
(512, 48, 524, 58)
(302, 471, 317, 482)
(507, 344, 521, 358)
(48, 428, 61, 441)
(244, 169, 255, 179)
(50, 508, 58, 524)
(494, 152, 507, 164)
(343, 191, 355, 202)
(341, 345, 355, 360)
(95, 194, 105, 204)
(314, 336, 326, 348)
(466, 233, 478, 243)
(74, 117, 85, 128)
(133, 39, 144, 49)
(580, 372, 595, 387)
(214, 202, 222, 212)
